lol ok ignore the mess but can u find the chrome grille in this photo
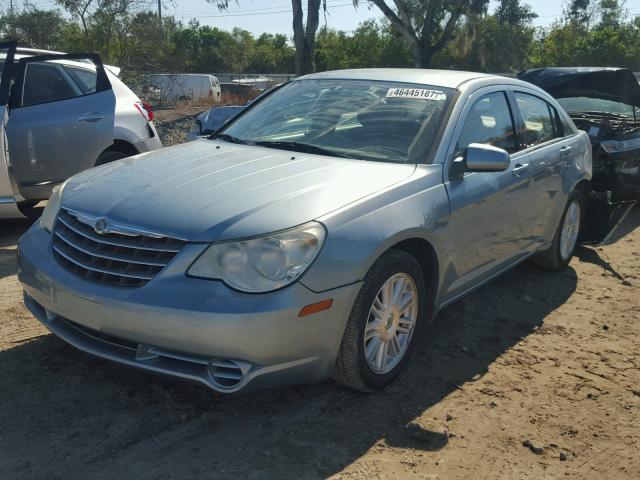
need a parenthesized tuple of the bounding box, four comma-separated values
(52, 209, 186, 287)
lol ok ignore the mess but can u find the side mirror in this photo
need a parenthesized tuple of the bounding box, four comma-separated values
(189, 119, 204, 138)
(465, 143, 510, 172)
(451, 143, 510, 179)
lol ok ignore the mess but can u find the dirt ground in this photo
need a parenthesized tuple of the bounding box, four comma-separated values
(153, 106, 206, 145)
(0, 112, 639, 479)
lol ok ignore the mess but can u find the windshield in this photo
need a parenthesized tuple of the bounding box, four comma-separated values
(220, 79, 454, 163)
(557, 97, 635, 118)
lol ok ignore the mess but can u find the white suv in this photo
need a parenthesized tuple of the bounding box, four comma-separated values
(0, 44, 162, 218)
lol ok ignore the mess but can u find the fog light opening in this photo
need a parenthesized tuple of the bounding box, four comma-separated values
(207, 358, 250, 389)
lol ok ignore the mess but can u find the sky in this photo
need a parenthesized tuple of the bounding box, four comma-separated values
(9, 0, 640, 34)
(162, 0, 567, 33)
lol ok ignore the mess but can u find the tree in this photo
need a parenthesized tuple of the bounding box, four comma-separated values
(358, 0, 488, 67)
(211, 0, 324, 75)
(564, 0, 593, 26)
(495, 0, 536, 25)
(0, 8, 69, 49)
(247, 33, 295, 73)
(315, 20, 412, 71)
(291, 0, 322, 74)
(56, 0, 96, 36)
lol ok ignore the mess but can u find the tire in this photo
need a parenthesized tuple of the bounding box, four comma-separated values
(17, 201, 43, 222)
(534, 189, 584, 270)
(333, 249, 430, 392)
(95, 150, 129, 167)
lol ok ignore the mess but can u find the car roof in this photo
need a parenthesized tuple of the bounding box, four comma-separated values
(16, 47, 66, 56)
(297, 68, 501, 89)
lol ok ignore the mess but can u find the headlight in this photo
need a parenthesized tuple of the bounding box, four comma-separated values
(600, 137, 640, 153)
(188, 222, 326, 293)
(40, 182, 66, 232)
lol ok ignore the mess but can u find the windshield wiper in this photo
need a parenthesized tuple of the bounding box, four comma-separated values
(209, 133, 248, 144)
(254, 140, 348, 158)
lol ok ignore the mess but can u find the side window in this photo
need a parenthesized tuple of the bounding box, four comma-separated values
(558, 109, 577, 137)
(456, 92, 517, 155)
(514, 92, 560, 148)
(22, 63, 79, 107)
(63, 66, 97, 95)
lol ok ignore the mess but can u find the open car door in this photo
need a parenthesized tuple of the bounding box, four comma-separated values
(0, 41, 23, 219)
(6, 53, 116, 201)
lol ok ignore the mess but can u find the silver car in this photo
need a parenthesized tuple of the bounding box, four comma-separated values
(18, 68, 593, 393)
(0, 42, 161, 219)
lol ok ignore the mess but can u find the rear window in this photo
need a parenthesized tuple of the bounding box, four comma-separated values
(514, 92, 559, 147)
(63, 65, 97, 95)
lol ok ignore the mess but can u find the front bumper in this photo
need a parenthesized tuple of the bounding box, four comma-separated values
(592, 148, 640, 199)
(17, 223, 360, 393)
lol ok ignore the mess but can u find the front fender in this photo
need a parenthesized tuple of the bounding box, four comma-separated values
(301, 164, 450, 293)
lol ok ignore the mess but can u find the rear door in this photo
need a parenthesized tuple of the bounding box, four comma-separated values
(509, 91, 570, 246)
(0, 41, 23, 218)
(6, 53, 115, 200)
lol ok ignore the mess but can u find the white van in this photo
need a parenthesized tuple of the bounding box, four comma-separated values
(150, 74, 221, 103)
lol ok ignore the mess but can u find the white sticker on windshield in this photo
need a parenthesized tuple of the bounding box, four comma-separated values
(386, 88, 446, 101)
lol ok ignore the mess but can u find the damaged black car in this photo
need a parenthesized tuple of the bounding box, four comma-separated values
(518, 67, 639, 242)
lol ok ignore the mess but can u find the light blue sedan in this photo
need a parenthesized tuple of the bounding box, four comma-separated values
(18, 69, 593, 393)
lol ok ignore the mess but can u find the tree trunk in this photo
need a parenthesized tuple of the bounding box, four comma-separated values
(291, 0, 321, 75)
(415, 47, 431, 68)
(292, 0, 305, 75)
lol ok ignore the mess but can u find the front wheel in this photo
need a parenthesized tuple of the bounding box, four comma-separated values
(534, 189, 583, 270)
(333, 249, 428, 391)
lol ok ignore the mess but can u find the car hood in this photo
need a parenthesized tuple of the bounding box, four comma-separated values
(518, 67, 640, 107)
(62, 140, 416, 242)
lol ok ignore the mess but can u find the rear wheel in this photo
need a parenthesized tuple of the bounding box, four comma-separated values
(95, 149, 129, 167)
(333, 249, 429, 391)
(534, 189, 583, 270)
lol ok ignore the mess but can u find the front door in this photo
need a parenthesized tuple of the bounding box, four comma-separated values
(7, 53, 116, 200)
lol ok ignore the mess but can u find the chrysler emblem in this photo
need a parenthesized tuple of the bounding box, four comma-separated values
(94, 218, 109, 235)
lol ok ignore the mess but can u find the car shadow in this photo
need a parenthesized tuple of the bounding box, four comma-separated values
(0, 260, 578, 479)
(601, 202, 639, 244)
(574, 203, 639, 284)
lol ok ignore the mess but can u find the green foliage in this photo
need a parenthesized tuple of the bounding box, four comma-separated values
(2, 0, 640, 74)
(0, 8, 70, 49)
(316, 20, 412, 71)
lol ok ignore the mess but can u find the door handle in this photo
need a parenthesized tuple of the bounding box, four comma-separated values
(512, 163, 529, 176)
(78, 113, 106, 123)
(560, 146, 572, 157)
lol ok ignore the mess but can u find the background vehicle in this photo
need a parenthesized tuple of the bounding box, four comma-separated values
(230, 77, 272, 92)
(0, 43, 161, 219)
(518, 67, 639, 241)
(150, 74, 221, 103)
(187, 105, 245, 140)
(18, 69, 604, 394)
